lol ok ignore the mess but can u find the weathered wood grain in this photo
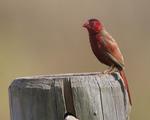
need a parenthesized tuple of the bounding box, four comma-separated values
(9, 72, 131, 120)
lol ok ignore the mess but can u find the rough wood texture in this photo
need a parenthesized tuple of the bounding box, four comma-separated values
(9, 72, 131, 120)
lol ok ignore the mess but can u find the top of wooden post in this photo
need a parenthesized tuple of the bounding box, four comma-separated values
(9, 72, 131, 120)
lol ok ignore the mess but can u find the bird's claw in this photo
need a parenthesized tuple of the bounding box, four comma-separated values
(102, 70, 114, 74)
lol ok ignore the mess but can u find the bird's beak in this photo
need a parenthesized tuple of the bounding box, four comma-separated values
(83, 21, 89, 28)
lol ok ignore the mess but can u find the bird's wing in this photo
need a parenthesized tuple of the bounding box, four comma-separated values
(99, 34, 125, 69)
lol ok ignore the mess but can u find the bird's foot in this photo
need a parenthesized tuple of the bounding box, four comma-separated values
(102, 70, 114, 74)
(102, 70, 110, 74)
(102, 65, 115, 74)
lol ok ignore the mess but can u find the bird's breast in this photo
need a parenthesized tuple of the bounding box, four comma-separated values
(89, 35, 112, 66)
(89, 36, 103, 57)
(89, 35, 103, 55)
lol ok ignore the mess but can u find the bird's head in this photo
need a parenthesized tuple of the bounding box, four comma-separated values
(83, 19, 103, 34)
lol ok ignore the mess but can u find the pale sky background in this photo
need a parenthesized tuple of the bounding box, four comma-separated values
(0, 0, 150, 120)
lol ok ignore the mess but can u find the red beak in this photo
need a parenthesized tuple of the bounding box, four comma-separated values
(83, 21, 89, 28)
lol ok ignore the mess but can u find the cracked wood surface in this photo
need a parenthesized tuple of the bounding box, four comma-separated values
(9, 72, 131, 120)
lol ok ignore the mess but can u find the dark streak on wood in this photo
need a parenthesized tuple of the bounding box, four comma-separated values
(63, 78, 76, 116)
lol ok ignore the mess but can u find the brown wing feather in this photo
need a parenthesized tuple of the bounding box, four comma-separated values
(99, 32, 125, 69)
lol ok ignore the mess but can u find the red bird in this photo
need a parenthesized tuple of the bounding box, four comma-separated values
(83, 19, 132, 105)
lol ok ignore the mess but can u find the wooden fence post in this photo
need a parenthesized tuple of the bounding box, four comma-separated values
(9, 72, 131, 120)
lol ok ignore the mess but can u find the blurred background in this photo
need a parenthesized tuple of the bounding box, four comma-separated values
(0, 0, 150, 119)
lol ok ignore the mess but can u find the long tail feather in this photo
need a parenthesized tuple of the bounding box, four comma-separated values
(119, 70, 132, 105)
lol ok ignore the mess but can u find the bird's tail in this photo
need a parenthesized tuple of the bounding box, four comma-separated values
(119, 70, 132, 105)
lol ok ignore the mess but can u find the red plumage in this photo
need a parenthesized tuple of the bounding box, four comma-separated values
(119, 70, 132, 105)
(83, 19, 132, 105)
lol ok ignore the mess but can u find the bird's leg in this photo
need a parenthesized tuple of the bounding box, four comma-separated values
(103, 65, 115, 74)
(109, 66, 116, 73)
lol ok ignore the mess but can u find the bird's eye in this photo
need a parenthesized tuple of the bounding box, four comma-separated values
(93, 22, 100, 31)
(95, 22, 99, 27)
